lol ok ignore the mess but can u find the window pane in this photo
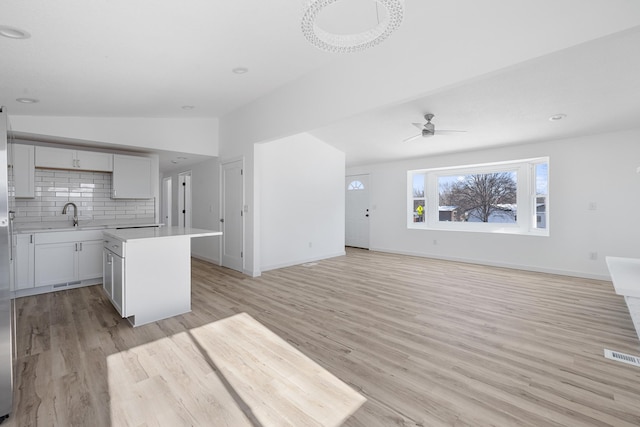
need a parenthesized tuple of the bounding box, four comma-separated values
(535, 163, 548, 229)
(412, 174, 425, 198)
(536, 163, 548, 195)
(413, 199, 425, 223)
(438, 172, 517, 223)
(348, 180, 364, 190)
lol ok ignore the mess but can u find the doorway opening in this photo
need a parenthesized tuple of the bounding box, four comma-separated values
(178, 171, 192, 228)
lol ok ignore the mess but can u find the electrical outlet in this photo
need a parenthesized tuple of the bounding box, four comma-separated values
(589, 252, 598, 260)
(588, 202, 597, 211)
(308, 242, 312, 248)
(433, 239, 438, 245)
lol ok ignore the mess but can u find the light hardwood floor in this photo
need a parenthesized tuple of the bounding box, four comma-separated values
(6, 248, 640, 426)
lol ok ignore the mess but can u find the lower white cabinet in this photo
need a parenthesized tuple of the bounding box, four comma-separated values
(103, 248, 124, 316)
(78, 240, 104, 280)
(34, 242, 78, 286)
(33, 230, 104, 287)
(15, 234, 35, 290)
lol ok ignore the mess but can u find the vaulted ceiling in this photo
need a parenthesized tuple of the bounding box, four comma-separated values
(2, 1, 640, 167)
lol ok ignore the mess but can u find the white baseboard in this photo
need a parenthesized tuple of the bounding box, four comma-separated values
(191, 254, 220, 265)
(369, 247, 611, 282)
(261, 251, 346, 273)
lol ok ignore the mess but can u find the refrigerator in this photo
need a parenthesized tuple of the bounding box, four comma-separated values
(0, 106, 13, 423)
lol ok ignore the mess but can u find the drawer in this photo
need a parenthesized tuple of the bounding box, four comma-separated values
(103, 237, 124, 257)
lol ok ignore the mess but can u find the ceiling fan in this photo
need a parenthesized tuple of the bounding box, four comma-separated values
(403, 113, 466, 142)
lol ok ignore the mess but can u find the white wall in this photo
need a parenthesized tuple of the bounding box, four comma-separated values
(256, 133, 345, 271)
(9, 116, 219, 156)
(163, 158, 221, 263)
(347, 128, 640, 280)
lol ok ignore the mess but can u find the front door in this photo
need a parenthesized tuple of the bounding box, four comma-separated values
(221, 160, 244, 272)
(345, 174, 370, 249)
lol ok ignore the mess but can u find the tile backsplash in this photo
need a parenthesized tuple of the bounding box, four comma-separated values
(13, 169, 155, 224)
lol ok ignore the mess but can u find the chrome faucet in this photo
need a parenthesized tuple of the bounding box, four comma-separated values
(62, 202, 79, 227)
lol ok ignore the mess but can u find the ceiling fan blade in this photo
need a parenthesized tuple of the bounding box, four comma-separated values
(403, 134, 422, 143)
(435, 130, 467, 135)
(411, 123, 424, 130)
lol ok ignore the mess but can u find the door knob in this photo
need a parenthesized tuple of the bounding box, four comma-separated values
(365, 214, 369, 217)
(220, 218, 224, 223)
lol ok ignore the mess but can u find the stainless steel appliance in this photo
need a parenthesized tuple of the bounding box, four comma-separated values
(0, 107, 13, 423)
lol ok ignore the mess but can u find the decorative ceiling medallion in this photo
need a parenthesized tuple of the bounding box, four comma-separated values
(301, 0, 404, 53)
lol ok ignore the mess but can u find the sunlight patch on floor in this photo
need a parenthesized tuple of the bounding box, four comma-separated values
(107, 313, 365, 426)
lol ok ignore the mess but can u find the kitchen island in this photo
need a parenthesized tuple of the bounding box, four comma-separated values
(103, 226, 222, 327)
(606, 256, 640, 342)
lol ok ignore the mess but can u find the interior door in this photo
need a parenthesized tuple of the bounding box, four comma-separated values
(345, 174, 370, 249)
(221, 160, 243, 272)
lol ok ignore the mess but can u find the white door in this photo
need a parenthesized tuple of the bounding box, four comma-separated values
(178, 172, 192, 228)
(162, 177, 172, 226)
(221, 160, 243, 272)
(345, 174, 370, 249)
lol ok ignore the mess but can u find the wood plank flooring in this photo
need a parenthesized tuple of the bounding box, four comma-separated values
(6, 248, 640, 426)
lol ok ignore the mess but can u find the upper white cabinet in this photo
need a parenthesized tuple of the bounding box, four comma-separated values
(12, 144, 35, 198)
(35, 146, 113, 172)
(112, 154, 153, 199)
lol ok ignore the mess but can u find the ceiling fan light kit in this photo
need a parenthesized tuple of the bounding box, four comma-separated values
(301, 0, 404, 53)
(403, 113, 467, 142)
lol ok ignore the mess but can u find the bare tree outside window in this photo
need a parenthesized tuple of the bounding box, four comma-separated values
(439, 172, 517, 223)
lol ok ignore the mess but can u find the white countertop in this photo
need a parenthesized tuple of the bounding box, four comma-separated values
(606, 256, 640, 298)
(104, 226, 222, 242)
(15, 219, 163, 233)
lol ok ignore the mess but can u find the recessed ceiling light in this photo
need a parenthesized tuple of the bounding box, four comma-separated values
(171, 160, 178, 164)
(181, 105, 195, 110)
(16, 97, 39, 104)
(232, 67, 249, 74)
(0, 25, 31, 39)
(549, 113, 567, 121)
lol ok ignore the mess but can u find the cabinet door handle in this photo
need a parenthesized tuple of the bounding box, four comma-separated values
(79, 242, 83, 251)
(107, 253, 112, 265)
(30, 235, 33, 244)
(74, 243, 78, 251)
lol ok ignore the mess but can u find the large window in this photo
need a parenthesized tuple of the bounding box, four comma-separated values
(408, 158, 549, 235)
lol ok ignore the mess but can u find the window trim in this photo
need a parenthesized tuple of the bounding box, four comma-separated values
(408, 157, 549, 236)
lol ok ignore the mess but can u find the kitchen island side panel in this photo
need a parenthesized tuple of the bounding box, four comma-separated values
(125, 237, 191, 326)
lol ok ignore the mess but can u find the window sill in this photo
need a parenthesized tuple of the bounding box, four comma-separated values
(408, 223, 549, 237)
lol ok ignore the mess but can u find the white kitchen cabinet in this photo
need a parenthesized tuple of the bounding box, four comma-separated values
(103, 246, 124, 316)
(12, 144, 35, 198)
(34, 242, 78, 286)
(35, 146, 113, 172)
(15, 234, 35, 290)
(78, 240, 104, 280)
(34, 230, 104, 287)
(112, 154, 153, 199)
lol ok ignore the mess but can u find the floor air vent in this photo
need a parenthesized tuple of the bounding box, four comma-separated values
(604, 349, 640, 367)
